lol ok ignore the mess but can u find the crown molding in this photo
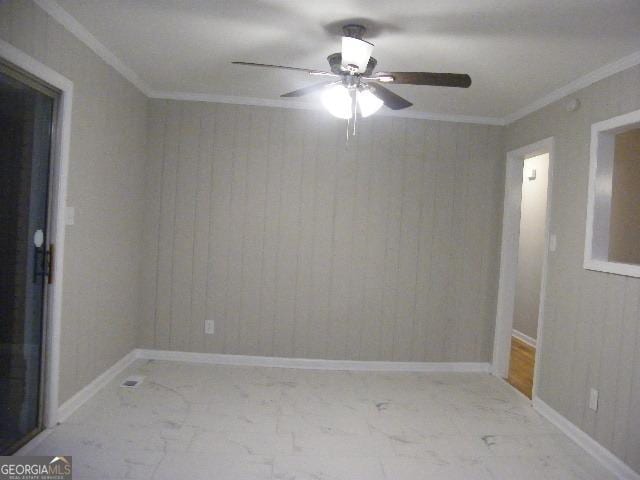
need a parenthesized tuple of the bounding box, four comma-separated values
(149, 90, 317, 112)
(149, 89, 506, 125)
(504, 49, 640, 124)
(33, 0, 153, 96)
(34, 1, 640, 127)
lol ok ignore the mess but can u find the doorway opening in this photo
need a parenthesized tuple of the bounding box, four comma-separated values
(493, 138, 554, 400)
(0, 60, 58, 454)
(508, 153, 549, 397)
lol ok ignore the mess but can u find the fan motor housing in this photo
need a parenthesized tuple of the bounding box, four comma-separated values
(327, 53, 377, 76)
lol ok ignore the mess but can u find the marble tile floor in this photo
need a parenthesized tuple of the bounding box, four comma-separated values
(22, 359, 616, 479)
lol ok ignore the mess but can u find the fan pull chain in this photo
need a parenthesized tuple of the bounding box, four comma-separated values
(345, 117, 350, 143)
(352, 92, 357, 137)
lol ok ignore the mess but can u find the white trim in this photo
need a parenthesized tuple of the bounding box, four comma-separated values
(492, 155, 524, 377)
(0, 38, 73, 430)
(375, 107, 503, 125)
(149, 90, 505, 125)
(533, 397, 640, 480)
(149, 90, 316, 111)
(505, 49, 640, 124)
(584, 109, 640, 278)
(492, 137, 554, 403)
(136, 349, 491, 373)
(57, 349, 138, 423)
(584, 259, 640, 278)
(33, 0, 152, 96)
(512, 329, 537, 348)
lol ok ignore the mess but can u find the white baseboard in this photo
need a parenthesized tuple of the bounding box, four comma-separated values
(136, 348, 491, 373)
(56, 349, 138, 423)
(533, 396, 640, 480)
(512, 329, 537, 348)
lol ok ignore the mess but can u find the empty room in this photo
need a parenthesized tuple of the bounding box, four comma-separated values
(1, 1, 639, 479)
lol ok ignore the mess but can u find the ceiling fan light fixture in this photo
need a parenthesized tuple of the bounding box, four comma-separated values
(341, 36, 373, 73)
(357, 88, 384, 117)
(322, 84, 353, 119)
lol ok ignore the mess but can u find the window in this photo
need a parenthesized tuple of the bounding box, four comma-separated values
(584, 109, 640, 277)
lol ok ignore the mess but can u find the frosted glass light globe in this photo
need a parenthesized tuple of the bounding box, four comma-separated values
(357, 89, 384, 117)
(322, 85, 353, 119)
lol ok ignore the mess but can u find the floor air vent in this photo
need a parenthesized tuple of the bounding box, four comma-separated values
(120, 375, 144, 388)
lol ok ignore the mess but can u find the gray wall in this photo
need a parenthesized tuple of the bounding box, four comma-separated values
(139, 100, 504, 362)
(505, 64, 640, 473)
(0, 0, 149, 404)
(513, 154, 549, 340)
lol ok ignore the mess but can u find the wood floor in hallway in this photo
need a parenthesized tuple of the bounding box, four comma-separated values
(508, 336, 536, 399)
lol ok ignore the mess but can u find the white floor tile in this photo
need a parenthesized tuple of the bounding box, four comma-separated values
(24, 360, 620, 480)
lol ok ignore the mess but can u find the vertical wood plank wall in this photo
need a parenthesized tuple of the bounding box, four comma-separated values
(140, 100, 504, 362)
(505, 64, 640, 472)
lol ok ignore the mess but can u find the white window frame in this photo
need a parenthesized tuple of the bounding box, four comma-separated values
(584, 109, 640, 278)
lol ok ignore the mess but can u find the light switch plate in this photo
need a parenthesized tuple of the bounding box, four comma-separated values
(65, 206, 75, 226)
(549, 233, 557, 252)
(589, 388, 599, 411)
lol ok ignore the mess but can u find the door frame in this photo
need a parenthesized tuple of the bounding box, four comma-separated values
(0, 39, 73, 428)
(492, 137, 555, 399)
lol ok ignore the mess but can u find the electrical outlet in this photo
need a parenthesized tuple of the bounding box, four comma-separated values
(205, 320, 215, 335)
(589, 388, 599, 411)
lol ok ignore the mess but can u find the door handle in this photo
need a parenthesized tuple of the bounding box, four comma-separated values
(47, 244, 54, 284)
(33, 245, 45, 283)
(33, 244, 54, 283)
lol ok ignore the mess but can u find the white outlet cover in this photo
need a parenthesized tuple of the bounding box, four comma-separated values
(549, 234, 557, 252)
(205, 320, 215, 335)
(589, 388, 599, 411)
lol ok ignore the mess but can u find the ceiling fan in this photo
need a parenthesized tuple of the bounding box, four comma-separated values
(232, 24, 471, 122)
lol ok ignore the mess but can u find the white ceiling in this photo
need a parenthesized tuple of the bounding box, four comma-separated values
(54, 0, 640, 122)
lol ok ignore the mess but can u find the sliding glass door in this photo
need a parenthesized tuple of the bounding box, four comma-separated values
(0, 62, 56, 454)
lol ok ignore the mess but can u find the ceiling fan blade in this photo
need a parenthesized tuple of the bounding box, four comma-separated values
(369, 84, 412, 110)
(232, 61, 333, 76)
(281, 82, 334, 98)
(373, 72, 472, 88)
